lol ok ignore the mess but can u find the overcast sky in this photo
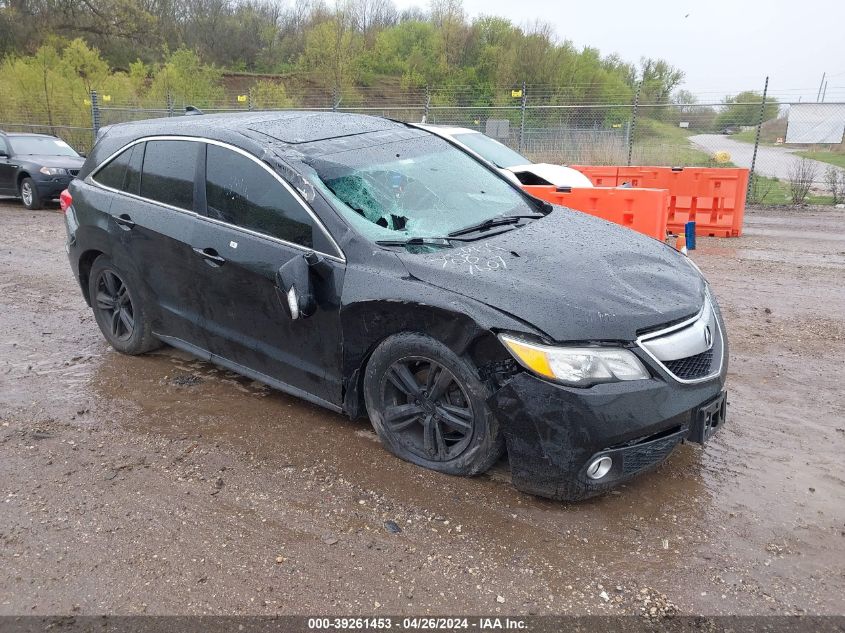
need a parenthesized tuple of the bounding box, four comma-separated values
(394, 0, 845, 103)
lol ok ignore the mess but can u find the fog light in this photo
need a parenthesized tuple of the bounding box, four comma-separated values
(586, 456, 612, 480)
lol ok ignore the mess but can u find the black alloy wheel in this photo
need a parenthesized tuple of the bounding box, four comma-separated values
(94, 269, 135, 342)
(379, 356, 475, 462)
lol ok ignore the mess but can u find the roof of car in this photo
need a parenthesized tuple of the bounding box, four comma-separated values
(82, 111, 427, 179)
(107, 111, 409, 145)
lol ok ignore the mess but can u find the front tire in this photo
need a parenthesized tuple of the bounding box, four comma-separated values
(88, 256, 159, 355)
(363, 333, 504, 476)
(20, 178, 42, 210)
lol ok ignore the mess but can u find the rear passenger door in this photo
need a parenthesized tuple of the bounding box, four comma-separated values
(95, 138, 208, 346)
(190, 142, 346, 407)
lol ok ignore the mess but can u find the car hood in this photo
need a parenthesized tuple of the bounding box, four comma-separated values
(507, 163, 594, 188)
(398, 209, 705, 342)
(19, 155, 85, 169)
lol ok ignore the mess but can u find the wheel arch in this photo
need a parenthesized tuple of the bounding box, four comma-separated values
(77, 249, 106, 306)
(340, 301, 512, 419)
(17, 171, 31, 190)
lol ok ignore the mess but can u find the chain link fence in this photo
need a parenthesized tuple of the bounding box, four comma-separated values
(3, 81, 844, 206)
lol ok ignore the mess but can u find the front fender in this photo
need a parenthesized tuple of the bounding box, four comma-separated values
(338, 256, 542, 417)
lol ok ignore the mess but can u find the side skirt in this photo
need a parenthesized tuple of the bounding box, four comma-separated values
(154, 333, 343, 414)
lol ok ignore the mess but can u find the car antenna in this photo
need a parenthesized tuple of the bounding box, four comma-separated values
(184, 106, 204, 116)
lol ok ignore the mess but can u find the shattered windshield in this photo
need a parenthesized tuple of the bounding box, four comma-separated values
(303, 134, 536, 241)
(453, 132, 530, 169)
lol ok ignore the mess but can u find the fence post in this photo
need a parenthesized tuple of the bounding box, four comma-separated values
(90, 90, 100, 147)
(624, 119, 632, 160)
(627, 82, 641, 166)
(423, 85, 430, 123)
(332, 85, 341, 112)
(518, 80, 527, 153)
(166, 91, 174, 118)
(747, 76, 769, 201)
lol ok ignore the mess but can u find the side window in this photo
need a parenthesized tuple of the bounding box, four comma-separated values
(0, 137, 8, 155)
(140, 140, 198, 210)
(205, 144, 314, 249)
(93, 145, 133, 190)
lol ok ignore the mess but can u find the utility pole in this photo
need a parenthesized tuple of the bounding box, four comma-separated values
(817, 72, 826, 102)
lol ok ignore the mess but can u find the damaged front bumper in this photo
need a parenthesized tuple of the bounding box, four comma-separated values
(489, 369, 726, 501)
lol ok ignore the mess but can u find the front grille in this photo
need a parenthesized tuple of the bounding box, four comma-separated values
(638, 292, 723, 383)
(621, 432, 684, 476)
(68, 169, 80, 177)
(663, 348, 714, 380)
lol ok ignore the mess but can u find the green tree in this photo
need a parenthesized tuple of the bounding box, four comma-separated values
(128, 60, 150, 98)
(365, 21, 440, 85)
(300, 15, 363, 94)
(715, 91, 779, 128)
(249, 80, 294, 109)
(149, 48, 222, 107)
(60, 39, 109, 95)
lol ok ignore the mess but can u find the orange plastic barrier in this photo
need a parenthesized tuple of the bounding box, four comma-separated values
(571, 166, 749, 238)
(524, 185, 669, 241)
(567, 166, 619, 187)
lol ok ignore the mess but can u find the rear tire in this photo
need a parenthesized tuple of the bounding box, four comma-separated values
(363, 333, 504, 476)
(88, 256, 159, 355)
(20, 178, 42, 210)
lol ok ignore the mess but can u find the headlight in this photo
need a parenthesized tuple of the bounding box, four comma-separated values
(40, 167, 68, 176)
(498, 334, 650, 387)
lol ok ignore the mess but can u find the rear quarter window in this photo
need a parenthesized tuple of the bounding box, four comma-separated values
(93, 145, 136, 191)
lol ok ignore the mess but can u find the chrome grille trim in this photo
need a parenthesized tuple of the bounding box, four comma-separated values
(636, 291, 724, 384)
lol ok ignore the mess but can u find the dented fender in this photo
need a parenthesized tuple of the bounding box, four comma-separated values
(336, 247, 543, 417)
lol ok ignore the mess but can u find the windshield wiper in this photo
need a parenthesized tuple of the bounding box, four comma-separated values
(447, 214, 544, 238)
(375, 237, 452, 247)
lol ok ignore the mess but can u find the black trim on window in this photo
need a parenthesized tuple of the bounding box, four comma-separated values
(195, 142, 207, 215)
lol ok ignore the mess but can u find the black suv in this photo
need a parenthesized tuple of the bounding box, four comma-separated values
(62, 112, 728, 501)
(0, 131, 85, 209)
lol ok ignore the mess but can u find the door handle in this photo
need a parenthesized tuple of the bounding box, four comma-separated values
(193, 247, 226, 267)
(114, 214, 135, 230)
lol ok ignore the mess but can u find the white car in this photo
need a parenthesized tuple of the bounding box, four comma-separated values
(419, 125, 594, 189)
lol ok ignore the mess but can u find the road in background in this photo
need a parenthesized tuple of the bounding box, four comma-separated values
(1, 201, 844, 615)
(689, 134, 845, 182)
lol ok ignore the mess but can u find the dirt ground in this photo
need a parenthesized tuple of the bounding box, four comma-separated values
(1, 200, 843, 616)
